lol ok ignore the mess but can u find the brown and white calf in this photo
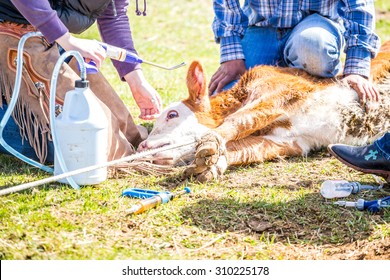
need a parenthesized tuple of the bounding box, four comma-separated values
(139, 42, 390, 182)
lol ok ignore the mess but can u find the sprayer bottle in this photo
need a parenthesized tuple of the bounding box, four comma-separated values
(54, 79, 108, 185)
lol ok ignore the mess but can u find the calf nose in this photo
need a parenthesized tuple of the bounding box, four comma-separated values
(138, 140, 148, 151)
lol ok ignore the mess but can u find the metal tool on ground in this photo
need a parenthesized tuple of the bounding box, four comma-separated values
(0, 140, 195, 196)
(126, 187, 191, 215)
(334, 196, 390, 212)
(320, 180, 382, 199)
(84, 41, 186, 74)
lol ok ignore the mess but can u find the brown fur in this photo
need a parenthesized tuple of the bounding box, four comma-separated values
(184, 41, 390, 169)
(184, 66, 333, 132)
(143, 41, 390, 182)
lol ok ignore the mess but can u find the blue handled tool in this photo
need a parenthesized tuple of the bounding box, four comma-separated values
(123, 187, 191, 215)
(334, 195, 390, 213)
(83, 41, 186, 74)
(122, 188, 170, 199)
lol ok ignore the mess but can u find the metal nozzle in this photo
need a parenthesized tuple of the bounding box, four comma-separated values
(127, 204, 142, 215)
(142, 60, 186, 70)
(334, 200, 357, 207)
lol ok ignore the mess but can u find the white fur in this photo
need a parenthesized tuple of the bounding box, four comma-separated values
(138, 102, 209, 164)
(264, 85, 366, 154)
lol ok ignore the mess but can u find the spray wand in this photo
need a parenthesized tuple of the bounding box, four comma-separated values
(123, 187, 191, 215)
(84, 41, 186, 74)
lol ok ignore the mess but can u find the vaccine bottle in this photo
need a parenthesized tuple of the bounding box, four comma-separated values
(320, 180, 362, 199)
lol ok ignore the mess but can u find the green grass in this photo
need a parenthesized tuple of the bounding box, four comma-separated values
(0, 0, 389, 260)
(376, 0, 390, 40)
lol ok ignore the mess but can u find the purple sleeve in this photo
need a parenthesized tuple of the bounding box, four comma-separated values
(11, 0, 68, 43)
(97, 0, 141, 79)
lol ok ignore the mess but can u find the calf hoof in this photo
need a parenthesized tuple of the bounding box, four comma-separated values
(195, 131, 226, 167)
(182, 166, 215, 182)
(182, 165, 208, 179)
(196, 169, 216, 183)
(195, 154, 220, 166)
(183, 155, 228, 183)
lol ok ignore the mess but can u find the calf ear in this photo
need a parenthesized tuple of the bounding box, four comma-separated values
(186, 61, 208, 103)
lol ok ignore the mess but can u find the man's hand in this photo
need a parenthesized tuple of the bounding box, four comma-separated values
(56, 32, 106, 68)
(124, 69, 162, 120)
(342, 74, 379, 105)
(209, 59, 246, 95)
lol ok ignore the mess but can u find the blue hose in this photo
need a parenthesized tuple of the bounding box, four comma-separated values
(49, 51, 88, 190)
(0, 32, 53, 173)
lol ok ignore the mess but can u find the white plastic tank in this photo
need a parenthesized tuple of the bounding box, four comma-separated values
(54, 79, 108, 185)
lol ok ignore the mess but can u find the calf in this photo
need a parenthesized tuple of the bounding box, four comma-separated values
(139, 42, 390, 182)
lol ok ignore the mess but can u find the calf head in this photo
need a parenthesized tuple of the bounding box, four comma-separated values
(138, 61, 213, 165)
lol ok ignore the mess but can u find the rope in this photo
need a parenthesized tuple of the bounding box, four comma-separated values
(0, 140, 196, 196)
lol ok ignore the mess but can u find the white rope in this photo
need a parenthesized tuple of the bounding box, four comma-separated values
(0, 140, 195, 196)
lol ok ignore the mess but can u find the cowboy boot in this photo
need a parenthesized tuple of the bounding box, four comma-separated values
(328, 143, 390, 182)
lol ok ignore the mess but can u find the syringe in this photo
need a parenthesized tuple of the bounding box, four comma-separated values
(334, 195, 390, 212)
(126, 187, 191, 215)
(83, 41, 186, 73)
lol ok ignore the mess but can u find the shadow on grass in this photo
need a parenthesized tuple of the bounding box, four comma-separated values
(0, 153, 52, 173)
(0, 154, 69, 193)
(180, 192, 390, 246)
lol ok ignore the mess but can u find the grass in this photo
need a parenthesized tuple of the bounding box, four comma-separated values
(0, 0, 390, 260)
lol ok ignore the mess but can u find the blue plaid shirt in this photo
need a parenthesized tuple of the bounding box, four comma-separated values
(212, 0, 381, 77)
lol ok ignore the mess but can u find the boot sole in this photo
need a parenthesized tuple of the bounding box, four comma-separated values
(327, 145, 390, 183)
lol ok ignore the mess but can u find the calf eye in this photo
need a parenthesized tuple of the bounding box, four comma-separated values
(166, 110, 179, 120)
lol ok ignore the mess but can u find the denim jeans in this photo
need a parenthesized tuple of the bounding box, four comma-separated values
(374, 132, 390, 161)
(0, 103, 55, 163)
(222, 13, 345, 91)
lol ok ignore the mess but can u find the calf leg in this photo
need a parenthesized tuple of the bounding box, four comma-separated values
(188, 134, 303, 182)
(226, 135, 303, 165)
(214, 104, 285, 142)
(192, 89, 304, 179)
